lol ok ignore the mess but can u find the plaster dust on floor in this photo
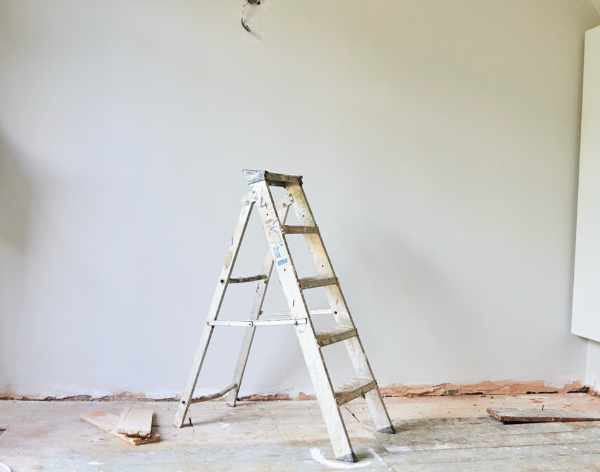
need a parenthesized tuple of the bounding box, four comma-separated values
(3, 394, 600, 471)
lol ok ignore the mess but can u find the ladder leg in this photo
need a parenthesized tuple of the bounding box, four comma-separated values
(318, 287, 395, 433)
(296, 326, 357, 462)
(251, 181, 357, 461)
(287, 183, 395, 434)
(226, 203, 292, 406)
(173, 197, 254, 428)
(173, 322, 214, 428)
(347, 336, 395, 433)
(224, 277, 266, 406)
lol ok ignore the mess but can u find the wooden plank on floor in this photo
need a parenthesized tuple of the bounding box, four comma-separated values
(116, 407, 153, 437)
(487, 407, 600, 424)
(81, 411, 160, 445)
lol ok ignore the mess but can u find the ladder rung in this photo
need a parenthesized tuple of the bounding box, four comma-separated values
(298, 276, 338, 290)
(315, 327, 357, 347)
(228, 274, 268, 284)
(310, 309, 336, 316)
(282, 225, 319, 235)
(189, 383, 238, 404)
(264, 309, 335, 317)
(334, 379, 377, 406)
(243, 169, 303, 187)
(208, 318, 308, 327)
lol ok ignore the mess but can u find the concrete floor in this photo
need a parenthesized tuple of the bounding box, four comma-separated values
(2, 394, 600, 471)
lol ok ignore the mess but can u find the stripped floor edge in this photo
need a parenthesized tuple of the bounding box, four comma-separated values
(0, 380, 587, 402)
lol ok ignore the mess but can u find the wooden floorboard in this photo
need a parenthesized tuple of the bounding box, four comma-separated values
(488, 407, 600, 424)
(2, 394, 600, 471)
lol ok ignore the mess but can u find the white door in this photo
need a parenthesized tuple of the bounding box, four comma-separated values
(573, 25, 600, 342)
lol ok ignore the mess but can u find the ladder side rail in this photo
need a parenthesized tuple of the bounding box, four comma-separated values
(286, 183, 345, 309)
(226, 201, 291, 406)
(286, 184, 367, 372)
(173, 196, 255, 427)
(252, 181, 357, 462)
(287, 183, 395, 433)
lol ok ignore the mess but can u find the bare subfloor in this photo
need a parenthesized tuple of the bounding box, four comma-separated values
(2, 394, 600, 471)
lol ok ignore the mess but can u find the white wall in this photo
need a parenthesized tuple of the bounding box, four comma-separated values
(1, 0, 598, 398)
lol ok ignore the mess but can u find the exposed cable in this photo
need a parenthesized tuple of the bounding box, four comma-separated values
(241, 0, 262, 36)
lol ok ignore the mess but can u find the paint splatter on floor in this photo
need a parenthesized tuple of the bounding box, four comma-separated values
(309, 448, 373, 469)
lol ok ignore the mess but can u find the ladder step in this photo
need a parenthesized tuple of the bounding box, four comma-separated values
(282, 225, 319, 235)
(208, 318, 308, 327)
(298, 276, 338, 290)
(243, 169, 303, 187)
(315, 327, 357, 347)
(309, 309, 336, 316)
(228, 274, 268, 284)
(263, 309, 336, 317)
(189, 383, 238, 404)
(334, 379, 377, 406)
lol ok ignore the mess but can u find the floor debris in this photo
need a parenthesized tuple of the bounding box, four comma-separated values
(487, 407, 600, 424)
(5, 395, 600, 470)
(81, 411, 159, 445)
(116, 407, 153, 438)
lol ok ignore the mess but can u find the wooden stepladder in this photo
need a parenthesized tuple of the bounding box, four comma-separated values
(174, 169, 395, 462)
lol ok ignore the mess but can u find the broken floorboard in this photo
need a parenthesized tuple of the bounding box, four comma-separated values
(487, 407, 600, 424)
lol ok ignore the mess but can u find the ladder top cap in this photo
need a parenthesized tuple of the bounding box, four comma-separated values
(243, 169, 303, 186)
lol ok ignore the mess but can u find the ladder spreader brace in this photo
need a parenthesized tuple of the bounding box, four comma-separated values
(174, 169, 395, 462)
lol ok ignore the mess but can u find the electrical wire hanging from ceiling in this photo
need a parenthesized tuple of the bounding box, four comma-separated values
(241, 0, 261, 35)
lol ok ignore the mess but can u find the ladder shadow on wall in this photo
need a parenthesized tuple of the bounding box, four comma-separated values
(0, 133, 35, 393)
(0, 134, 34, 252)
(356, 230, 490, 375)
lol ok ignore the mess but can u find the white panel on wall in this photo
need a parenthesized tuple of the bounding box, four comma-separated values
(573, 26, 600, 342)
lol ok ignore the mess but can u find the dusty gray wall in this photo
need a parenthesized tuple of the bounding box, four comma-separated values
(1, 0, 598, 398)
(586, 341, 600, 391)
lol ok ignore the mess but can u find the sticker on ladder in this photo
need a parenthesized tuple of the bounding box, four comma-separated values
(273, 243, 288, 266)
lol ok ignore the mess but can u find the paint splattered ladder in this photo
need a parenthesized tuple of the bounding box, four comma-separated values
(174, 169, 395, 462)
